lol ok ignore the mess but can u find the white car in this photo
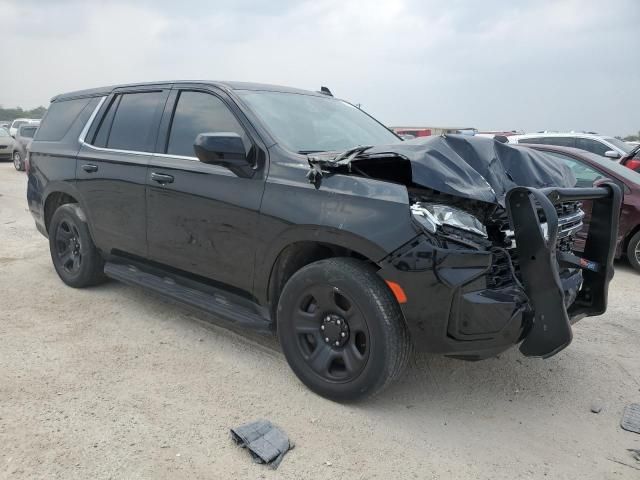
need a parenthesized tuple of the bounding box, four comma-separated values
(9, 118, 40, 138)
(508, 132, 634, 161)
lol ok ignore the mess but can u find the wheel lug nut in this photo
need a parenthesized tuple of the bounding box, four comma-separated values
(325, 337, 329, 342)
(335, 341, 339, 346)
(325, 316, 330, 321)
(341, 332, 346, 337)
(336, 320, 341, 325)
(321, 325, 325, 330)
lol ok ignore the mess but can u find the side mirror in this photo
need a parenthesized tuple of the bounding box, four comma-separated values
(604, 150, 620, 159)
(194, 132, 250, 167)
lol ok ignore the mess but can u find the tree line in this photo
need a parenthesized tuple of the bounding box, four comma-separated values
(0, 106, 47, 122)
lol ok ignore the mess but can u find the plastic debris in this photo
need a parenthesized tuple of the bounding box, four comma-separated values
(231, 420, 293, 469)
(621, 404, 640, 434)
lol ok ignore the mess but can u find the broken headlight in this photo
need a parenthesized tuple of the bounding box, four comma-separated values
(411, 203, 487, 237)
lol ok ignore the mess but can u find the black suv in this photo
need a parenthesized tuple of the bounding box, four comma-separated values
(27, 81, 621, 401)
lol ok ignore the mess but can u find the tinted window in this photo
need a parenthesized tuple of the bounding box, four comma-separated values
(11, 120, 26, 129)
(35, 98, 89, 141)
(545, 137, 575, 147)
(167, 91, 249, 157)
(91, 96, 118, 148)
(106, 91, 165, 152)
(20, 126, 37, 138)
(575, 138, 609, 156)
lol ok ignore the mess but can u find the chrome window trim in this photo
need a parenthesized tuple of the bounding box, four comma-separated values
(154, 152, 199, 161)
(78, 95, 153, 157)
(78, 96, 107, 144)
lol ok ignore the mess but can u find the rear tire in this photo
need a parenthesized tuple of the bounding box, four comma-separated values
(49, 204, 107, 288)
(277, 258, 411, 402)
(627, 231, 640, 272)
(13, 151, 23, 171)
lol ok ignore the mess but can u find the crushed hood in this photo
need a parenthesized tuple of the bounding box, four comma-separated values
(325, 135, 577, 206)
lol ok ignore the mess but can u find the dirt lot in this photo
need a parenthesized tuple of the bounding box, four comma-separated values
(1, 162, 639, 479)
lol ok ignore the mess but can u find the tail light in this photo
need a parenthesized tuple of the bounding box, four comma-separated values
(624, 159, 640, 172)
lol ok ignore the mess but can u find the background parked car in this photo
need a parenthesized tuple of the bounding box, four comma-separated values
(510, 132, 633, 161)
(0, 122, 10, 130)
(621, 144, 640, 172)
(0, 127, 14, 162)
(9, 118, 39, 137)
(525, 143, 640, 271)
(12, 124, 37, 171)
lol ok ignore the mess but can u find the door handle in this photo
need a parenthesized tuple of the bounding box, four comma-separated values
(81, 164, 98, 173)
(150, 172, 174, 184)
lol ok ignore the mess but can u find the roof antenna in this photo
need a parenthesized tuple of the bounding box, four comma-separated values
(319, 86, 333, 97)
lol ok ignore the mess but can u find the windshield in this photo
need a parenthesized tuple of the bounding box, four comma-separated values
(237, 91, 400, 153)
(11, 120, 26, 129)
(604, 137, 633, 154)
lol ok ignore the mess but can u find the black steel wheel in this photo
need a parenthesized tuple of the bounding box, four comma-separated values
(54, 219, 83, 275)
(277, 258, 411, 402)
(13, 151, 23, 171)
(48, 204, 106, 288)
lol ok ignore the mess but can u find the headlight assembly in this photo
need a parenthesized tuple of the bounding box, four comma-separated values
(410, 203, 487, 237)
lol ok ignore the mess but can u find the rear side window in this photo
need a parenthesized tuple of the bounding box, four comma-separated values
(518, 137, 546, 144)
(35, 98, 90, 141)
(575, 138, 609, 156)
(93, 91, 165, 152)
(166, 91, 250, 157)
(545, 137, 575, 147)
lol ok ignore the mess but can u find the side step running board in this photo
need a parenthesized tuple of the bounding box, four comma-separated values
(104, 262, 272, 333)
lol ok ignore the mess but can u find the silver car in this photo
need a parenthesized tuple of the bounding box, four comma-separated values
(0, 127, 14, 162)
(12, 124, 37, 171)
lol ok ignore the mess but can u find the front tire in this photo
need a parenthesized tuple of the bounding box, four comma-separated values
(49, 204, 106, 288)
(13, 151, 23, 171)
(277, 258, 411, 402)
(627, 231, 640, 272)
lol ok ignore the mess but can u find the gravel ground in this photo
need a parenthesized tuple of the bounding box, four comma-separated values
(1, 162, 639, 479)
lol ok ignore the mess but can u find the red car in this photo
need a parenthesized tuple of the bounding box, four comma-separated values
(523, 144, 640, 271)
(621, 144, 640, 172)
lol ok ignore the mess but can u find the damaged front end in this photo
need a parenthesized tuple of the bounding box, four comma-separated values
(309, 135, 622, 360)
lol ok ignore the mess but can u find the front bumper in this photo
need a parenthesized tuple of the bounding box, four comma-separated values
(378, 183, 621, 360)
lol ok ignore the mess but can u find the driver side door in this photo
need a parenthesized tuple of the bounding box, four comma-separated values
(145, 87, 266, 295)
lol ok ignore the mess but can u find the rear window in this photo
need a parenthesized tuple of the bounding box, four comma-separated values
(35, 98, 90, 141)
(20, 126, 37, 138)
(102, 91, 165, 152)
(11, 120, 26, 129)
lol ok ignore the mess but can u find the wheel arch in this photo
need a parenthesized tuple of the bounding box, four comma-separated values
(257, 226, 394, 314)
(42, 183, 92, 235)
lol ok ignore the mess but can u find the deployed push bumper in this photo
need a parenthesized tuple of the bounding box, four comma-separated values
(506, 182, 621, 358)
(378, 183, 622, 360)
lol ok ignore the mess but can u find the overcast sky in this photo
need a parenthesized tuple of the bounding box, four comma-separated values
(2, 0, 639, 136)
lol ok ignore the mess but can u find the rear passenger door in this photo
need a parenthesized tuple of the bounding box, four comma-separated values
(76, 87, 170, 258)
(145, 87, 266, 294)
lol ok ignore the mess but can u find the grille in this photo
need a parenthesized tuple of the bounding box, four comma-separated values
(487, 201, 583, 289)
